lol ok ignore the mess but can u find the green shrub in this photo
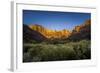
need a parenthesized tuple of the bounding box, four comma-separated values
(23, 40, 91, 62)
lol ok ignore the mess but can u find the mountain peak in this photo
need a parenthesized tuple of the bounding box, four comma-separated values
(28, 24, 71, 39)
(25, 19, 90, 40)
(68, 19, 91, 41)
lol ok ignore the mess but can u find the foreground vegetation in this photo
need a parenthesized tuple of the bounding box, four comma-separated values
(23, 40, 91, 62)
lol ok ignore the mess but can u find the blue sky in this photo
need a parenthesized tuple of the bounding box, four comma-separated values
(23, 10, 91, 30)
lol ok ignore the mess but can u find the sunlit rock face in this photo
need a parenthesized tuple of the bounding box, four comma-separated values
(28, 24, 71, 39)
(23, 25, 47, 43)
(27, 19, 90, 40)
(69, 19, 91, 41)
(73, 20, 91, 33)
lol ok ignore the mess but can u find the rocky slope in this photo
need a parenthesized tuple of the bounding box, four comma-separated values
(23, 25, 47, 43)
(28, 24, 71, 39)
(68, 20, 91, 41)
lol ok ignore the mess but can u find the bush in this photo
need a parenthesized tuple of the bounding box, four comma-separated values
(23, 40, 91, 62)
